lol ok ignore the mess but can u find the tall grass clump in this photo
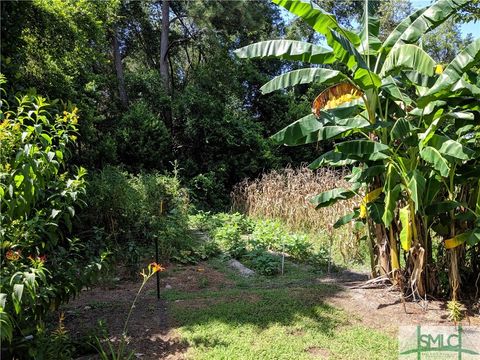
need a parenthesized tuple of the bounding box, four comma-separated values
(231, 166, 366, 264)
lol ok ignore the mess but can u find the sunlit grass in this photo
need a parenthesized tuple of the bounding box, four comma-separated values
(165, 259, 397, 359)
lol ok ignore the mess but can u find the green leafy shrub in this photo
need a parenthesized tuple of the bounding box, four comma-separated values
(0, 77, 107, 355)
(85, 166, 192, 263)
(284, 234, 313, 262)
(115, 100, 171, 171)
(212, 222, 246, 259)
(245, 250, 280, 276)
(251, 219, 288, 250)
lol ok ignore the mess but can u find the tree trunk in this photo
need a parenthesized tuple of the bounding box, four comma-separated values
(160, 0, 170, 92)
(112, 28, 128, 108)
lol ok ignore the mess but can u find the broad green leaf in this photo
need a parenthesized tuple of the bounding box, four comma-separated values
(358, 0, 381, 55)
(12, 284, 24, 315)
(387, 0, 469, 50)
(260, 68, 346, 94)
(270, 114, 321, 145)
(234, 40, 335, 64)
(382, 163, 401, 226)
(418, 38, 480, 106)
(399, 205, 412, 251)
(383, 185, 401, 227)
(380, 7, 427, 53)
(308, 150, 357, 169)
(419, 146, 450, 177)
(272, 0, 360, 46)
(428, 135, 475, 161)
(336, 140, 390, 155)
(310, 187, 357, 208)
(330, 30, 381, 89)
(380, 44, 435, 77)
(467, 229, 480, 246)
(407, 170, 426, 213)
(14, 174, 24, 188)
(391, 118, 415, 140)
(334, 209, 360, 229)
(381, 76, 413, 105)
(348, 164, 386, 183)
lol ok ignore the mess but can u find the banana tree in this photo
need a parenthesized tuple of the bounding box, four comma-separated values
(235, 0, 480, 300)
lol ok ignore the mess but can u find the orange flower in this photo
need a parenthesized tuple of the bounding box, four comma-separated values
(6, 250, 21, 261)
(149, 262, 165, 273)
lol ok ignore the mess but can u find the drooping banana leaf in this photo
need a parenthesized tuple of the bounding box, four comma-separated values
(381, 76, 413, 106)
(380, 44, 435, 77)
(358, 0, 381, 55)
(407, 169, 426, 213)
(310, 187, 358, 209)
(270, 114, 322, 145)
(419, 146, 450, 177)
(260, 68, 346, 94)
(334, 209, 360, 228)
(418, 38, 480, 106)
(380, 7, 427, 54)
(335, 140, 390, 155)
(330, 30, 381, 89)
(272, 0, 360, 46)
(427, 135, 475, 161)
(384, 0, 469, 51)
(234, 40, 335, 64)
(308, 150, 357, 169)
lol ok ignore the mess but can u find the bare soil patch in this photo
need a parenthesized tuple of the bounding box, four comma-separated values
(318, 270, 480, 335)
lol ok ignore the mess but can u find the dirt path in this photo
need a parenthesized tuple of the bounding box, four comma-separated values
(318, 270, 480, 335)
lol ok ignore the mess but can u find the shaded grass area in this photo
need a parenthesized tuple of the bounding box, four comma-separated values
(165, 258, 397, 359)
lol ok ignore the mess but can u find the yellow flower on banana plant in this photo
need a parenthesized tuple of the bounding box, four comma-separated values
(359, 187, 383, 219)
(435, 64, 444, 74)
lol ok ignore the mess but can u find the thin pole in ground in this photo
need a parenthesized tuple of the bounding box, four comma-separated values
(155, 200, 164, 300)
(155, 236, 160, 300)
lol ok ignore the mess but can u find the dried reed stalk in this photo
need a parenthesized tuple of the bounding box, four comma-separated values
(231, 166, 364, 262)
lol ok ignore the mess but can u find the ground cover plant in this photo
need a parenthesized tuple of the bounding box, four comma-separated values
(188, 212, 331, 275)
(235, 0, 480, 309)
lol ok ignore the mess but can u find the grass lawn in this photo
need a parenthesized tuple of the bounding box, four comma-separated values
(163, 259, 397, 359)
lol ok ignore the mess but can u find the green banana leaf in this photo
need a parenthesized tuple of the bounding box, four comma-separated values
(260, 68, 346, 94)
(234, 40, 335, 64)
(336, 140, 390, 155)
(407, 169, 426, 213)
(330, 30, 381, 89)
(380, 7, 427, 53)
(308, 150, 357, 169)
(419, 146, 450, 177)
(418, 38, 480, 106)
(380, 44, 435, 77)
(385, 0, 469, 50)
(272, 0, 360, 46)
(310, 187, 357, 209)
(334, 209, 360, 228)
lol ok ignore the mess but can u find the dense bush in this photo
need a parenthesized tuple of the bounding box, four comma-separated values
(0, 77, 107, 356)
(84, 166, 193, 262)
